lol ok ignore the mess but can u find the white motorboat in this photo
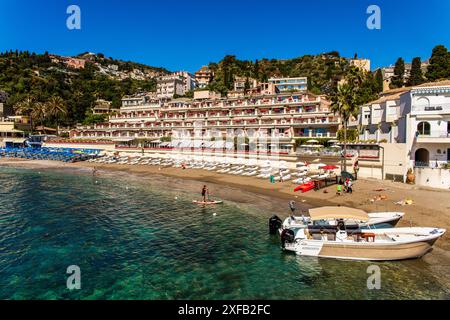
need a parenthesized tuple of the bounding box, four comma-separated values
(269, 207, 405, 236)
(270, 207, 444, 261)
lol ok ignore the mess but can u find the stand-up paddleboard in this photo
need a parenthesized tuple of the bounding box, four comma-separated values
(193, 200, 223, 205)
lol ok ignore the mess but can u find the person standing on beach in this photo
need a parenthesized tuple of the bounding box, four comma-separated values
(279, 169, 284, 183)
(289, 200, 296, 219)
(347, 179, 353, 194)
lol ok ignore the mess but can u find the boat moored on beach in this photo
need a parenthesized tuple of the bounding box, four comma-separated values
(273, 207, 445, 261)
(269, 206, 405, 235)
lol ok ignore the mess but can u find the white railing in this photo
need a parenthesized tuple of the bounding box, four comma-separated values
(417, 131, 450, 138)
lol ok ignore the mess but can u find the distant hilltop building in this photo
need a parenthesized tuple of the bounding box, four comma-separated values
(49, 54, 86, 69)
(350, 58, 371, 72)
(156, 75, 186, 99)
(268, 77, 308, 93)
(92, 99, 119, 115)
(172, 71, 198, 92)
(194, 66, 214, 89)
(381, 60, 429, 91)
(65, 58, 86, 69)
(227, 76, 261, 98)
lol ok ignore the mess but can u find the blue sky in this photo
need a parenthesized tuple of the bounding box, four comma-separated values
(1, 0, 449, 72)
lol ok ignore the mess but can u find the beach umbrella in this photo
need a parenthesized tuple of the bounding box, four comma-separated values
(306, 139, 319, 144)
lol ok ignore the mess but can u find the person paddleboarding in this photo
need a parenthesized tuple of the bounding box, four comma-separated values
(201, 185, 209, 202)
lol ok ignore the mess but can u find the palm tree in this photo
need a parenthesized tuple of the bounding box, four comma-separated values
(45, 96, 67, 135)
(14, 95, 37, 133)
(331, 83, 359, 172)
(31, 102, 48, 129)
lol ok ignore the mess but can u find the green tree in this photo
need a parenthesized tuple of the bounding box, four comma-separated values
(407, 57, 425, 86)
(45, 96, 68, 135)
(31, 102, 47, 127)
(426, 45, 450, 81)
(390, 58, 405, 88)
(14, 95, 38, 132)
(375, 69, 384, 93)
(82, 113, 107, 125)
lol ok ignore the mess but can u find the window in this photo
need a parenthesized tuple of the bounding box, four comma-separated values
(417, 122, 431, 135)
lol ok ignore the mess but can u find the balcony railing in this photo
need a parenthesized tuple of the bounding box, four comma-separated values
(417, 131, 450, 138)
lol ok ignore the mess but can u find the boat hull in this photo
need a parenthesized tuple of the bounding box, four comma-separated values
(284, 229, 444, 261)
(297, 240, 434, 261)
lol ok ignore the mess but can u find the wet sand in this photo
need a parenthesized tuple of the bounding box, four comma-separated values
(2, 158, 450, 288)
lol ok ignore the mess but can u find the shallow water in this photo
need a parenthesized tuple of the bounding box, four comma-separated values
(0, 167, 449, 299)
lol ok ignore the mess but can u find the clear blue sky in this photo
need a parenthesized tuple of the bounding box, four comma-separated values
(1, 0, 449, 72)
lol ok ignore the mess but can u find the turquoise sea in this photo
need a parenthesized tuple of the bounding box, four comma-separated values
(0, 166, 449, 300)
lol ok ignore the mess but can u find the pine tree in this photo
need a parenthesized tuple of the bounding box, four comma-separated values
(407, 57, 425, 86)
(426, 45, 450, 81)
(390, 57, 405, 88)
(253, 59, 260, 81)
(375, 69, 384, 92)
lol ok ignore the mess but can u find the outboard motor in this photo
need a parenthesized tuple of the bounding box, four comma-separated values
(280, 229, 295, 249)
(269, 215, 283, 235)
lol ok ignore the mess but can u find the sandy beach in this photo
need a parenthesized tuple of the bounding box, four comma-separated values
(2, 158, 450, 287)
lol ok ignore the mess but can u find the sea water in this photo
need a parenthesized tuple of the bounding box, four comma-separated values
(0, 167, 449, 300)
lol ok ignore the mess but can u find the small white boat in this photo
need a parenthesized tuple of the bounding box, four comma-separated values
(271, 209, 405, 233)
(270, 207, 444, 261)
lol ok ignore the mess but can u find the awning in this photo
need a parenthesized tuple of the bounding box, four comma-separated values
(308, 207, 368, 222)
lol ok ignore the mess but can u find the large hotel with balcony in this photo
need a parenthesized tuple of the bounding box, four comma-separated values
(71, 83, 340, 150)
(349, 80, 450, 189)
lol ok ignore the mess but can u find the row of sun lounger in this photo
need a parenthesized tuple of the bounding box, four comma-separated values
(0, 147, 98, 163)
(87, 154, 336, 183)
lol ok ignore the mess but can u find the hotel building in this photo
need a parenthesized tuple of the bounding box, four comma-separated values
(350, 80, 450, 189)
(72, 90, 340, 148)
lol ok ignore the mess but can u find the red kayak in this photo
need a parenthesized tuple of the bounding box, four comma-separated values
(294, 181, 315, 193)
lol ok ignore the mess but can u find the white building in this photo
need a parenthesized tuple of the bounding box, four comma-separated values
(268, 77, 307, 93)
(351, 80, 450, 189)
(405, 81, 450, 168)
(156, 75, 185, 99)
(173, 71, 197, 92)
